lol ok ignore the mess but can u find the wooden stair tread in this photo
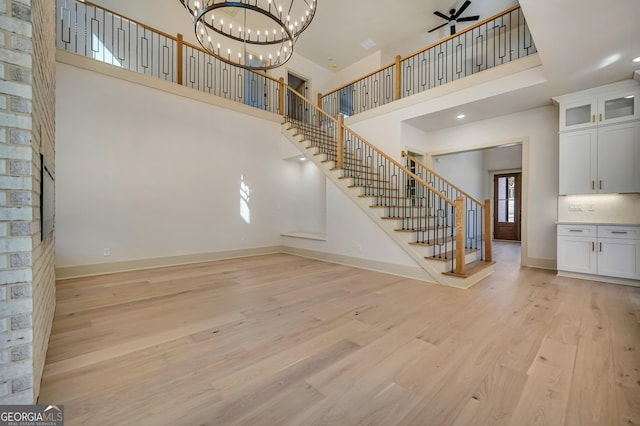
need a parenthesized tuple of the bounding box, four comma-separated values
(394, 226, 449, 233)
(369, 205, 429, 210)
(408, 236, 455, 246)
(442, 260, 495, 278)
(340, 177, 390, 184)
(425, 247, 478, 262)
(359, 195, 414, 201)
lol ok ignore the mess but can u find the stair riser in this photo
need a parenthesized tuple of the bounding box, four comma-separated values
(283, 122, 493, 288)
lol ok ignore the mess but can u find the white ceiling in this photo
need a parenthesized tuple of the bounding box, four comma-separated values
(295, 0, 640, 132)
(96, 0, 640, 132)
(296, 0, 518, 71)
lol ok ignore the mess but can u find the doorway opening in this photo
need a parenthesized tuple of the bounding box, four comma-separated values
(429, 142, 525, 265)
(493, 172, 521, 241)
(405, 150, 425, 202)
(287, 71, 309, 122)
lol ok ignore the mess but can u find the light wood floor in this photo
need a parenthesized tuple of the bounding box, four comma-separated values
(39, 242, 640, 425)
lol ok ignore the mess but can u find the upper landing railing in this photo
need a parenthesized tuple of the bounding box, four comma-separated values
(57, 1, 535, 119)
(54, 0, 493, 276)
(319, 5, 536, 118)
(56, 0, 283, 114)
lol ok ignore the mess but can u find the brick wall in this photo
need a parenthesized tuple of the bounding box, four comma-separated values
(0, 0, 56, 404)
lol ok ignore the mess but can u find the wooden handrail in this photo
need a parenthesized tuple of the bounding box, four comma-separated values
(323, 63, 396, 100)
(80, 0, 178, 41)
(285, 88, 455, 207)
(322, 5, 522, 100)
(403, 5, 521, 63)
(402, 151, 483, 207)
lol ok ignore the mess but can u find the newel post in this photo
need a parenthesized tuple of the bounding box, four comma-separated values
(395, 55, 402, 100)
(484, 199, 493, 262)
(337, 114, 345, 169)
(177, 33, 184, 86)
(455, 196, 466, 275)
(279, 77, 285, 117)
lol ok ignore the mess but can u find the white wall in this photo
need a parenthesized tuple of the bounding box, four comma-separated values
(56, 61, 418, 273)
(282, 179, 419, 268)
(56, 62, 286, 267)
(279, 158, 326, 235)
(484, 145, 523, 173)
(420, 106, 559, 266)
(326, 50, 391, 94)
(433, 150, 485, 201)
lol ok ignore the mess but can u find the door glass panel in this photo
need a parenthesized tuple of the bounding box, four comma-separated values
(507, 176, 515, 223)
(497, 177, 507, 222)
(565, 104, 591, 127)
(497, 176, 516, 223)
(604, 96, 634, 120)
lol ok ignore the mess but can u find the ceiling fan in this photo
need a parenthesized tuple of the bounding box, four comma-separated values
(428, 1, 480, 36)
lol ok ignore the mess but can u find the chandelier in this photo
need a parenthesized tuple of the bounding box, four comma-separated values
(178, 0, 317, 71)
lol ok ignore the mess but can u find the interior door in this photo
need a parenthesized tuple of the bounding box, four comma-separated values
(494, 172, 521, 241)
(287, 72, 308, 122)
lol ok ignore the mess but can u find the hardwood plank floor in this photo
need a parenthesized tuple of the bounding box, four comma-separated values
(38, 242, 640, 425)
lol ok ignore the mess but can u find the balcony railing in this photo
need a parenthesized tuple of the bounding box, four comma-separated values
(56, 0, 283, 115)
(320, 5, 536, 118)
(54, 0, 493, 277)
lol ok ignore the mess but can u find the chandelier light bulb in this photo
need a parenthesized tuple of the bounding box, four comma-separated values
(179, 0, 317, 70)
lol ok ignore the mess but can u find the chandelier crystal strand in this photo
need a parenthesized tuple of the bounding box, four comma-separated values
(178, 0, 316, 70)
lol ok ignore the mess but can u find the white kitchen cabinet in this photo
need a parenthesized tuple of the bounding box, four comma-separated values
(557, 225, 640, 281)
(557, 225, 597, 274)
(596, 226, 640, 279)
(558, 86, 640, 131)
(558, 121, 640, 194)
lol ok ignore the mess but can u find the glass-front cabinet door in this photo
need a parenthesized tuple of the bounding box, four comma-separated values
(558, 87, 639, 131)
(559, 98, 597, 131)
(598, 88, 639, 126)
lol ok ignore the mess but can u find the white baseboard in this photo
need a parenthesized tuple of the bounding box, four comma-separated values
(56, 245, 434, 283)
(281, 246, 433, 282)
(557, 271, 640, 287)
(522, 257, 556, 270)
(55, 246, 283, 280)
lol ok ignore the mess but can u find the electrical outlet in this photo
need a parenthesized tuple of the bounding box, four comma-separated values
(103, 248, 110, 256)
(569, 204, 583, 212)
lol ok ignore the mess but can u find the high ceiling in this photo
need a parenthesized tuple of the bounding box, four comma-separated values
(295, 0, 518, 71)
(95, 0, 640, 131)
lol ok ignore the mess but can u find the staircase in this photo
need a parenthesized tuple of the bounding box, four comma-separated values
(281, 103, 495, 289)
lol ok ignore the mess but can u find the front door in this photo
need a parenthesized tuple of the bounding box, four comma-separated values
(494, 172, 521, 241)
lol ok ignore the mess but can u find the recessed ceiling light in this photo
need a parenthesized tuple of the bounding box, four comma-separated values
(299, 157, 306, 161)
(457, 114, 466, 119)
(633, 56, 640, 63)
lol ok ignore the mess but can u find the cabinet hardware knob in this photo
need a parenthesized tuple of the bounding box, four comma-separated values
(599, 113, 603, 122)
(569, 229, 583, 232)
(592, 114, 596, 123)
(591, 242, 595, 251)
(599, 180, 603, 190)
(592, 180, 595, 190)
(611, 231, 628, 234)
(599, 242, 602, 252)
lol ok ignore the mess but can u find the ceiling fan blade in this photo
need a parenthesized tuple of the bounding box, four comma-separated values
(450, 24, 456, 35)
(453, 0, 471, 19)
(434, 11, 450, 21)
(457, 15, 480, 22)
(428, 22, 449, 33)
